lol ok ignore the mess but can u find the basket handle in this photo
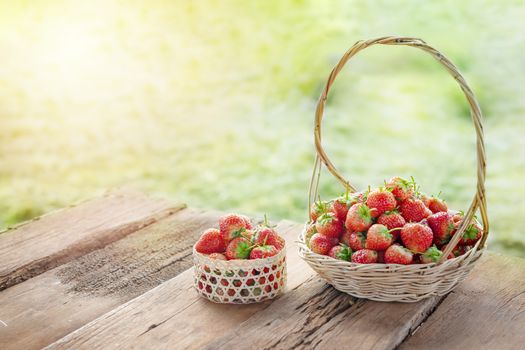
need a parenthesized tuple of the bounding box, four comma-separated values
(309, 36, 489, 263)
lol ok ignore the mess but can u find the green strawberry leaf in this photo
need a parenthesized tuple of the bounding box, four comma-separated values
(236, 241, 253, 259)
(231, 227, 246, 238)
(423, 245, 443, 262)
(318, 212, 335, 225)
(336, 244, 352, 261)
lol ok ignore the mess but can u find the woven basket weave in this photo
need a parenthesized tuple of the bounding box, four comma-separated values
(297, 36, 489, 303)
(193, 246, 287, 304)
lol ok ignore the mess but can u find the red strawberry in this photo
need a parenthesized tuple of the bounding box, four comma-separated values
(366, 188, 397, 217)
(340, 229, 351, 246)
(347, 232, 367, 251)
(328, 244, 352, 261)
(309, 233, 335, 255)
(253, 227, 285, 251)
(315, 212, 344, 239)
(241, 215, 252, 228)
(351, 249, 378, 264)
(225, 237, 252, 260)
(195, 229, 226, 254)
(427, 212, 455, 246)
(424, 195, 448, 213)
(345, 203, 373, 232)
(305, 223, 317, 247)
(419, 245, 443, 263)
(208, 253, 227, 260)
(332, 192, 363, 221)
(399, 198, 431, 222)
(377, 250, 385, 263)
(377, 211, 405, 240)
(219, 214, 252, 243)
(384, 244, 414, 264)
(250, 245, 278, 259)
(385, 177, 414, 202)
(310, 200, 330, 222)
(400, 223, 433, 253)
(443, 243, 471, 259)
(450, 211, 464, 224)
(365, 224, 395, 251)
(454, 221, 483, 245)
(327, 236, 340, 246)
(332, 198, 349, 222)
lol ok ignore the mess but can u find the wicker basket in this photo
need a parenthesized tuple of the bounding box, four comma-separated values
(297, 36, 489, 303)
(193, 246, 287, 304)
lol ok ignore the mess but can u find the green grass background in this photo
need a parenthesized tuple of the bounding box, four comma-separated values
(1, 0, 524, 257)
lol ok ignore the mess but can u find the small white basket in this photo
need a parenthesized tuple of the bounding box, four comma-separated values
(193, 246, 287, 304)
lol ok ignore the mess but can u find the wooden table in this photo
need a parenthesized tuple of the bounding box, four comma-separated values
(0, 190, 523, 350)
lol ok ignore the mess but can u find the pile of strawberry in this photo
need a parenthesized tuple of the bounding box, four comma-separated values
(306, 177, 483, 264)
(195, 214, 285, 260)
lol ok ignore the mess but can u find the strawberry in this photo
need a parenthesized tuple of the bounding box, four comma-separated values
(454, 221, 483, 245)
(241, 215, 252, 228)
(399, 198, 431, 222)
(332, 192, 363, 221)
(427, 212, 455, 245)
(327, 236, 340, 246)
(332, 200, 348, 222)
(305, 223, 317, 248)
(366, 188, 397, 218)
(253, 227, 285, 251)
(443, 243, 471, 259)
(315, 212, 344, 239)
(377, 211, 405, 240)
(400, 223, 433, 253)
(365, 224, 395, 250)
(345, 203, 373, 232)
(424, 195, 448, 213)
(219, 214, 252, 243)
(450, 211, 464, 224)
(384, 244, 413, 264)
(328, 244, 352, 261)
(419, 245, 443, 263)
(377, 250, 385, 263)
(385, 177, 414, 202)
(310, 200, 330, 222)
(195, 229, 226, 254)
(309, 233, 335, 255)
(351, 249, 378, 264)
(225, 237, 252, 260)
(340, 229, 351, 246)
(347, 232, 367, 251)
(208, 253, 227, 260)
(250, 245, 278, 259)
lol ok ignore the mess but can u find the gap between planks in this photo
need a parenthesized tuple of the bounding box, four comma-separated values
(0, 189, 184, 291)
(398, 253, 525, 350)
(0, 207, 225, 350)
(44, 221, 305, 350)
(45, 220, 448, 350)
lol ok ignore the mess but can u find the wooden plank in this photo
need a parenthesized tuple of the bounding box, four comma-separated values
(209, 278, 443, 350)
(0, 208, 222, 350)
(399, 252, 525, 350)
(0, 190, 182, 290)
(45, 221, 312, 350)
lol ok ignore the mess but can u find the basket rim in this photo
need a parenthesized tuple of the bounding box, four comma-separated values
(297, 223, 483, 270)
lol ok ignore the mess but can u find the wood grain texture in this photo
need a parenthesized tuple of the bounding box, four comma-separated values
(0, 190, 182, 290)
(210, 276, 443, 350)
(45, 222, 312, 350)
(400, 252, 525, 350)
(0, 208, 222, 350)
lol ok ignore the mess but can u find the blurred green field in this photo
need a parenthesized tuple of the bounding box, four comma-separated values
(0, 0, 524, 257)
